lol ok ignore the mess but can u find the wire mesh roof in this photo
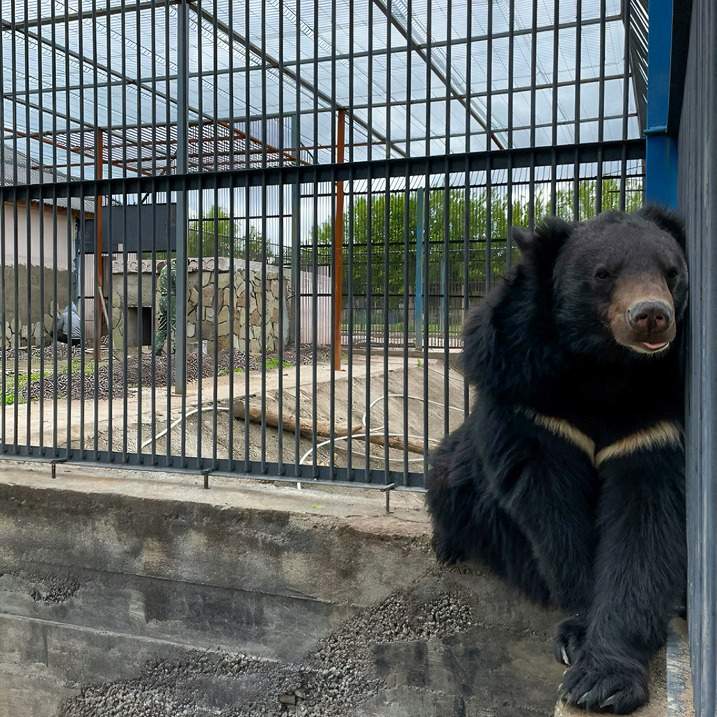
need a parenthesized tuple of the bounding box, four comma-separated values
(1, 0, 644, 182)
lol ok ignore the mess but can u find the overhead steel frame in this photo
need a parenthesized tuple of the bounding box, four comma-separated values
(0, 1, 634, 177)
(0, 0, 409, 177)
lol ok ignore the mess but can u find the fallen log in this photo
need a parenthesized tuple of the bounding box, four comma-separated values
(232, 399, 427, 456)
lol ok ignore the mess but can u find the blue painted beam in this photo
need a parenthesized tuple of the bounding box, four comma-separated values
(645, 0, 678, 208)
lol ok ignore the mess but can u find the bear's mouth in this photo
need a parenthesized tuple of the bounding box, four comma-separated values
(630, 341, 671, 355)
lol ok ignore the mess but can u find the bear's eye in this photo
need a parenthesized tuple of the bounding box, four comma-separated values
(666, 267, 679, 281)
(594, 268, 611, 280)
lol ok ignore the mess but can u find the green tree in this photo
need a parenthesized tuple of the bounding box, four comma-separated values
(309, 176, 643, 298)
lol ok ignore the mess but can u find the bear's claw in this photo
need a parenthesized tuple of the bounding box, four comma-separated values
(553, 614, 586, 667)
(560, 652, 649, 714)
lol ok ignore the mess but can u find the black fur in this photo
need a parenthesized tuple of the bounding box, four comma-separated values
(426, 206, 687, 714)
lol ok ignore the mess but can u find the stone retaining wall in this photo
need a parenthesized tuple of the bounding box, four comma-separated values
(111, 257, 288, 355)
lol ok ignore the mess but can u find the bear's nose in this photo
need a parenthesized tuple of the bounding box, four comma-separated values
(626, 300, 674, 333)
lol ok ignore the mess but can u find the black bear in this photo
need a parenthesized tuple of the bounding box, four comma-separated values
(426, 206, 688, 714)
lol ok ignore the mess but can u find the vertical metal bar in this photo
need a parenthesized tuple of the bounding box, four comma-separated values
(402, 0, 413, 482)
(227, 0, 237, 474)
(196, 0, 205, 464)
(463, 0, 473, 419)
(382, 0, 393, 483)
(364, 0, 374, 481)
(276, 0, 285, 475)
(11, 0, 20, 452)
(36, 0, 45, 454)
(346, 0, 355, 481)
(415, 189, 424, 350)
(596, 0, 606, 214)
(135, 0, 144, 459)
(292, 113, 301, 478)
(212, 179, 219, 469)
(163, 0, 172, 461)
(197, 186, 204, 463)
(91, 0, 100, 459)
(228, 175, 236, 472)
(442, 0, 453, 441)
(78, 0, 88, 459)
(260, 0, 268, 474)
(64, 0, 72, 461)
(333, 110, 345, 372)
(504, 0, 523, 276)
(328, 0, 339, 479)
(211, 0, 220, 471)
(106, 0, 114, 459)
(551, 0, 560, 215)
(620, 0, 631, 211)
(573, 0, 582, 221)
(24, 181, 31, 452)
(311, 0, 319, 478)
(149, 0, 158, 464)
(175, 0, 189, 396)
(95, 147, 105, 361)
(485, 0, 495, 289)
(243, 0, 251, 473)
(422, 0, 432, 471)
(120, 0, 129, 462)
(23, 0, 32, 453)
(528, 0, 537, 229)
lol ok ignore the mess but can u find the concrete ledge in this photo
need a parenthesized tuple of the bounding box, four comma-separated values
(0, 461, 578, 716)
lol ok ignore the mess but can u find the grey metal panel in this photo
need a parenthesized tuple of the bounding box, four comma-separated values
(80, 204, 177, 253)
(678, 0, 717, 714)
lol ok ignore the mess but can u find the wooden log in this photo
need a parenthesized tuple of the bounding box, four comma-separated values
(232, 399, 427, 455)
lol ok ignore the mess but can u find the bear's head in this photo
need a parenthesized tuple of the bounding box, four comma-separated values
(515, 206, 688, 361)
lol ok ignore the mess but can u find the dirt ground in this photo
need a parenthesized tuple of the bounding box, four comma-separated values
(2, 351, 470, 477)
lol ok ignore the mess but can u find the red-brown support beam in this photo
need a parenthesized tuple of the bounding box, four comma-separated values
(333, 109, 346, 371)
(94, 129, 105, 362)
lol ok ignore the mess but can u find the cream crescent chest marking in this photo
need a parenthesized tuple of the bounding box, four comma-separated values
(516, 408, 683, 467)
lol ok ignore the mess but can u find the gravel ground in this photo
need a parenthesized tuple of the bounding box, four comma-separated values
(58, 588, 474, 717)
(8, 345, 331, 404)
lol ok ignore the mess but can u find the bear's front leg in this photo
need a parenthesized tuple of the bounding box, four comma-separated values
(560, 428, 685, 714)
(480, 404, 599, 611)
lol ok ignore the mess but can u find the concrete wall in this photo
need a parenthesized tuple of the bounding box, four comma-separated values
(1, 202, 75, 348)
(2, 202, 72, 270)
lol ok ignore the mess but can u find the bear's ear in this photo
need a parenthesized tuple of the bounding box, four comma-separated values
(511, 227, 535, 254)
(637, 204, 686, 250)
(510, 216, 574, 267)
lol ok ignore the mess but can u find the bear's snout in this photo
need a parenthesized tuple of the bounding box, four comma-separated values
(608, 275, 677, 355)
(626, 299, 674, 334)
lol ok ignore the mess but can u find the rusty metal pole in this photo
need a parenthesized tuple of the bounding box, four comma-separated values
(94, 128, 104, 362)
(333, 109, 346, 371)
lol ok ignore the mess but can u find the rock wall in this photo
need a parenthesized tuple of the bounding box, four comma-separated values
(111, 257, 288, 355)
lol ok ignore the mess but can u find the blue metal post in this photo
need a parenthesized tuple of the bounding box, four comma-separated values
(414, 189, 424, 349)
(645, 0, 678, 208)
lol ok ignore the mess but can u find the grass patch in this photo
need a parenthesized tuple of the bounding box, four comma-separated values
(266, 357, 294, 371)
(2, 359, 96, 406)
